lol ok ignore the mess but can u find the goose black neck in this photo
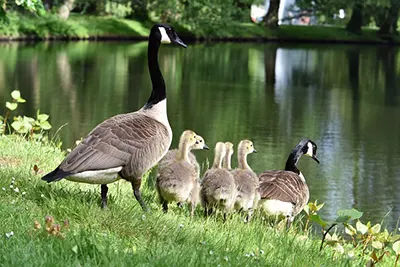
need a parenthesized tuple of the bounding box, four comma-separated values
(145, 38, 166, 109)
(284, 150, 301, 174)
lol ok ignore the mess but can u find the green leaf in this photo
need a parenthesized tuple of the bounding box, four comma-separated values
(335, 215, 351, 224)
(15, 0, 24, 5)
(371, 241, 383, 250)
(39, 121, 52, 130)
(394, 241, 400, 255)
(370, 224, 381, 234)
(309, 214, 328, 228)
(11, 90, 21, 99)
(356, 221, 368, 235)
(6, 102, 18, 111)
(337, 209, 363, 221)
(37, 113, 49, 122)
(11, 121, 23, 132)
(345, 224, 357, 236)
(72, 245, 78, 254)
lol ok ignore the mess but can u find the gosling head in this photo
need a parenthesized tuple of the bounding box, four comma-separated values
(238, 140, 257, 155)
(151, 24, 187, 48)
(180, 130, 209, 150)
(300, 139, 319, 164)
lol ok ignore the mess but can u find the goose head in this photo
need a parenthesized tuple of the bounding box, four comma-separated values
(180, 130, 208, 150)
(300, 139, 319, 164)
(151, 24, 187, 48)
(238, 140, 257, 155)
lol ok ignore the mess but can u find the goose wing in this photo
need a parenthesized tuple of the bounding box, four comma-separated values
(60, 112, 168, 173)
(258, 170, 305, 204)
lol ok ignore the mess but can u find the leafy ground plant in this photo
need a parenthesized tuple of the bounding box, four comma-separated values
(1, 90, 52, 139)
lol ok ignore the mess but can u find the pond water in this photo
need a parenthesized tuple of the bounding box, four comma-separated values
(1, 41, 399, 229)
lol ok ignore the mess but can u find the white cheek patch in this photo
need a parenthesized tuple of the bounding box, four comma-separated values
(306, 142, 313, 157)
(158, 27, 171, 44)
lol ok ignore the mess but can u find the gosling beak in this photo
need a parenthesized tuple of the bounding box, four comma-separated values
(253, 149, 258, 153)
(312, 155, 320, 164)
(203, 144, 209, 150)
(173, 35, 187, 48)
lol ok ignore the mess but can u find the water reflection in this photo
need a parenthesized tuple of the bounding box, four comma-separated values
(0, 42, 399, 228)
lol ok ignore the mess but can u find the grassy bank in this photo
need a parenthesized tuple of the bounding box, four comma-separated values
(0, 12, 399, 44)
(0, 134, 357, 266)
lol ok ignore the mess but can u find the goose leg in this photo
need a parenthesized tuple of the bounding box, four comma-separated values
(162, 199, 168, 213)
(131, 181, 148, 212)
(101, 184, 108, 209)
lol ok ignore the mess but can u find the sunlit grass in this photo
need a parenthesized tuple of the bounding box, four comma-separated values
(0, 135, 360, 266)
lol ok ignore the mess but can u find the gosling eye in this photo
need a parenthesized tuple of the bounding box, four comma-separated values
(200, 140, 203, 143)
(250, 144, 253, 147)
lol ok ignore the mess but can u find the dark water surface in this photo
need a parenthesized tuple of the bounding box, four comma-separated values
(1, 41, 399, 228)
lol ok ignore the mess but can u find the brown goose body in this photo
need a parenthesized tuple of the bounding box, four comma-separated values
(61, 111, 171, 184)
(257, 139, 319, 224)
(258, 170, 309, 217)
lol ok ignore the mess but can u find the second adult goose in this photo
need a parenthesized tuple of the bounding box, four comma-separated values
(41, 24, 187, 211)
(232, 140, 259, 221)
(156, 130, 209, 215)
(258, 139, 319, 226)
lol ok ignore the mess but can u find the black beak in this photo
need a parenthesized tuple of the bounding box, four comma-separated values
(203, 144, 209, 150)
(253, 149, 258, 153)
(312, 155, 320, 164)
(173, 35, 187, 48)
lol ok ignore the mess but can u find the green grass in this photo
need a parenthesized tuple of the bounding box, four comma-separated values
(0, 12, 399, 44)
(0, 135, 358, 266)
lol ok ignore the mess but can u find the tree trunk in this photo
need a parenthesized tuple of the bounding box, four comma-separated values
(377, 1, 399, 36)
(346, 3, 363, 34)
(58, 0, 75, 20)
(264, 0, 280, 29)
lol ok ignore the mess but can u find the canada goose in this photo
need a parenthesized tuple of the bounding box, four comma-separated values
(232, 140, 259, 221)
(200, 142, 237, 218)
(258, 139, 319, 226)
(41, 24, 187, 211)
(156, 130, 209, 215)
(222, 142, 234, 170)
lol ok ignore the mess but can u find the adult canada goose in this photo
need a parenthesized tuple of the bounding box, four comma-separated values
(258, 139, 319, 226)
(156, 130, 209, 215)
(41, 24, 187, 211)
(222, 142, 234, 170)
(200, 142, 237, 218)
(232, 140, 259, 221)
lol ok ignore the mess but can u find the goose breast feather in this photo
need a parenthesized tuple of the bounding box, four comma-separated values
(60, 112, 172, 180)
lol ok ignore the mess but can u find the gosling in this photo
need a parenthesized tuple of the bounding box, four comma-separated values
(200, 142, 237, 219)
(156, 130, 209, 215)
(232, 140, 259, 222)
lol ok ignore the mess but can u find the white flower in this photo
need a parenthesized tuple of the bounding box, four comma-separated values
(141, 214, 146, 220)
(178, 224, 184, 228)
(260, 249, 265, 254)
(40, 194, 44, 198)
(5, 231, 14, 238)
(209, 250, 214, 255)
(2, 187, 5, 191)
(14, 187, 19, 193)
(245, 253, 250, 257)
(224, 256, 229, 262)
(22, 192, 26, 196)
(9, 185, 13, 189)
